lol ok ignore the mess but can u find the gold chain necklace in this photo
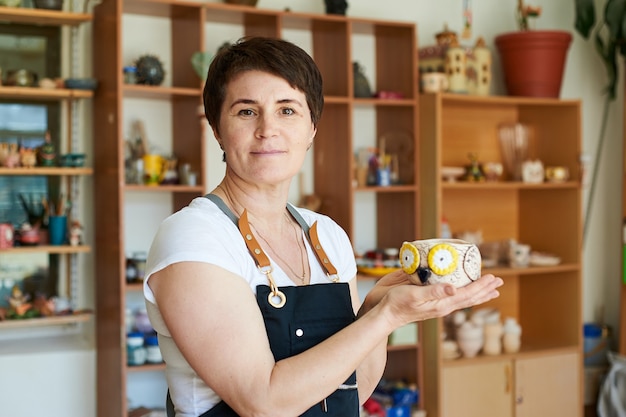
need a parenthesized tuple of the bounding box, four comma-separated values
(217, 183, 308, 284)
(252, 218, 308, 284)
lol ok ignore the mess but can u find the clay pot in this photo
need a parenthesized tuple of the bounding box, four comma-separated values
(495, 30, 572, 98)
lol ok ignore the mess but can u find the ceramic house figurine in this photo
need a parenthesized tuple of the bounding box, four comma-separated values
(468, 37, 492, 96)
(399, 238, 481, 287)
(445, 39, 467, 93)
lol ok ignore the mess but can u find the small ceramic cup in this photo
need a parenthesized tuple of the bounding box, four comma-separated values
(421, 72, 449, 93)
(545, 166, 570, 182)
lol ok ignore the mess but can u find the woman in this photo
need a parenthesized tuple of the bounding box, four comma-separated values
(144, 37, 503, 417)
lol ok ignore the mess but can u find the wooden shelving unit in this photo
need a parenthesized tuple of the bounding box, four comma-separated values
(0, 6, 94, 339)
(419, 93, 583, 417)
(92, 1, 421, 416)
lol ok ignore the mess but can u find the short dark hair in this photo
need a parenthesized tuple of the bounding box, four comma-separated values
(203, 37, 324, 136)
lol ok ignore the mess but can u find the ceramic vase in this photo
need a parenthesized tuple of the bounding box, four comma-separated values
(457, 322, 483, 358)
(503, 317, 522, 353)
(483, 322, 503, 355)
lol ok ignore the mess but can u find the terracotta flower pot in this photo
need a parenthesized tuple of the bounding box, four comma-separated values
(495, 30, 572, 98)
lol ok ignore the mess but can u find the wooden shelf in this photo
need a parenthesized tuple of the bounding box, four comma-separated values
(0, 6, 92, 26)
(124, 184, 204, 193)
(0, 167, 92, 175)
(0, 244, 91, 254)
(0, 312, 92, 329)
(441, 345, 580, 368)
(441, 180, 580, 190)
(0, 86, 93, 101)
(127, 362, 166, 372)
(123, 84, 201, 99)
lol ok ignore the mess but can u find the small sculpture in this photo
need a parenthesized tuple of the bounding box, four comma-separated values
(521, 159, 544, 183)
(20, 147, 37, 168)
(135, 54, 165, 86)
(38, 131, 56, 167)
(324, 0, 348, 15)
(353, 62, 372, 98)
(399, 238, 482, 287)
(465, 153, 485, 182)
(7, 284, 31, 317)
(69, 220, 83, 246)
(191, 51, 212, 80)
(0, 142, 19, 167)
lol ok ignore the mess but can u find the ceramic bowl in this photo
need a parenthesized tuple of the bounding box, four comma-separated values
(64, 78, 98, 90)
(441, 166, 465, 182)
(34, 0, 63, 10)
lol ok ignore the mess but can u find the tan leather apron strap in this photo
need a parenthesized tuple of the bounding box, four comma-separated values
(309, 222, 339, 280)
(238, 209, 271, 268)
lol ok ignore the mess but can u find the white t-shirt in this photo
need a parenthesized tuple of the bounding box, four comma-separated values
(143, 196, 357, 417)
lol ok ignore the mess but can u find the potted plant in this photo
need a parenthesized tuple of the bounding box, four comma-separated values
(574, 0, 626, 239)
(495, 0, 573, 97)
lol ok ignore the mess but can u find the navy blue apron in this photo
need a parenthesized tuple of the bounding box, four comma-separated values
(165, 194, 358, 417)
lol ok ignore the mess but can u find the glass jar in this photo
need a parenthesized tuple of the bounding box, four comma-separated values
(127, 332, 146, 366)
(123, 66, 137, 84)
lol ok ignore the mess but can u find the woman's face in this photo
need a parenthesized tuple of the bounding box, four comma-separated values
(215, 70, 317, 187)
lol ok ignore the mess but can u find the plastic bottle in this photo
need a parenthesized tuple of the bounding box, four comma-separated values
(145, 334, 163, 364)
(127, 332, 147, 366)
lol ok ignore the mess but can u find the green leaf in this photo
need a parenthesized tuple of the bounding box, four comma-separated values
(604, 0, 626, 40)
(575, 0, 596, 38)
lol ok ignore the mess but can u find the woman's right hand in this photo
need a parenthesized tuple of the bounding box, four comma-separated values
(361, 271, 503, 327)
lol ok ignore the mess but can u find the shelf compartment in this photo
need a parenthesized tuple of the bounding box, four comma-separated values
(0, 312, 92, 329)
(0, 86, 93, 101)
(0, 6, 92, 26)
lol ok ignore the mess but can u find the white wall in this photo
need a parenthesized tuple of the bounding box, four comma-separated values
(0, 0, 622, 415)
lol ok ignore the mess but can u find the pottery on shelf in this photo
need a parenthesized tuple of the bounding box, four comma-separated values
(457, 322, 484, 358)
(483, 322, 503, 355)
(503, 317, 522, 353)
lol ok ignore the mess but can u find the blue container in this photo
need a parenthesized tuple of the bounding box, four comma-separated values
(583, 323, 609, 367)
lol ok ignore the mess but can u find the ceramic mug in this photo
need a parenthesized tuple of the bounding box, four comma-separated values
(142, 154, 164, 186)
(399, 238, 482, 287)
(421, 72, 449, 93)
(545, 166, 569, 182)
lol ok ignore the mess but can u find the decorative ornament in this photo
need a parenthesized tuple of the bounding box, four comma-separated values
(191, 51, 212, 80)
(353, 61, 372, 98)
(324, 0, 347, 15)
(135, 54, 165, 86)
(400, 238, 481, 287)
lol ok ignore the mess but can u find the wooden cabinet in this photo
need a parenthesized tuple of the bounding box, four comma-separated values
(441, 352, 580, 417)
(0, 7, 93, 330)
(93, 1, 421, 415)
(442, 359, 513, 417)
(419, 93, 583, 417)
